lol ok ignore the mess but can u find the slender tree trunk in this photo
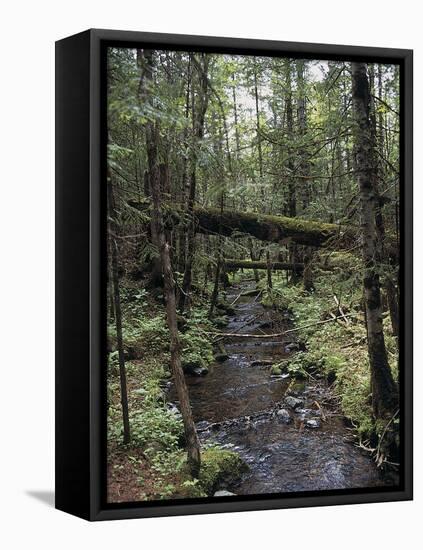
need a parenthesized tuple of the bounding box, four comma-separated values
(296, 60, 310, 210)
(209, 192, 225, 318)
(285, 62, 299, 282)
(266, 250, 273, 290)
(253, 60, 263, 179)
(232, 72, 241, 156)
(147, 119, 201, 477)
(378, 66, 399, 337)
(107, 178, 130, 445)
(296, 60, 314, 290)
(162, 240, 201, 476)
(351, 62, 397, 418)
(209, 252, 222, 319)
(179, 55, 210, 313)
(248, 237, 260, 283)
(137, 49, 162, 287)
(369, 66, 400, 337)
(302, 250, 315, 293)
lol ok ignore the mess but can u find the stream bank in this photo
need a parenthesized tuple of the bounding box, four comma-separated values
(170, 280, 395, 495)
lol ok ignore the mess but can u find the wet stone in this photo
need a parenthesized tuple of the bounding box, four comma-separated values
(276, 408, 292, 423)
(284, 396, 303, 409)
(305, 419, 321, 429)
(284, 342, 300, 352)
(196, 420, 211, 431)
(296, 408, 319, 417)
(214, 490, 236, 497)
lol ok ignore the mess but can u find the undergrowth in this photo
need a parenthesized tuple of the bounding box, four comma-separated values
(260, 256, 399, 440)
(107, 278, 244, 501)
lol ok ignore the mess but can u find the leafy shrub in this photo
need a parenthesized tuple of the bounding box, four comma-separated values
(130, 407, 183, 453)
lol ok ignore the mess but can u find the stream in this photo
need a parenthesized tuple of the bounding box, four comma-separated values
(170, 280, 393, 496)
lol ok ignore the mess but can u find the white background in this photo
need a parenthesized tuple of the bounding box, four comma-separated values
(0, 1, 420, 548)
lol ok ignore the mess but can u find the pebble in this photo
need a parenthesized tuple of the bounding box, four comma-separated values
(305, 419, 321, 429)
(214, 490, 236, 497)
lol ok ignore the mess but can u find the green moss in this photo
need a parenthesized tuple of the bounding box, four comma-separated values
(198, 448, 247, 495)
(270, 360, 289, 376)
(193, 206, 354, 247)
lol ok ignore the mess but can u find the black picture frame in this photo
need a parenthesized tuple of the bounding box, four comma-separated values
(55, 28, 413, 521)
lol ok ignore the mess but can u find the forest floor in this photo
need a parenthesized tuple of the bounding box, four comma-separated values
(107, 265, 399, 502)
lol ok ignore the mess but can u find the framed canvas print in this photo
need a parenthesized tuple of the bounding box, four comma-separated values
(55, 29, 413, 521)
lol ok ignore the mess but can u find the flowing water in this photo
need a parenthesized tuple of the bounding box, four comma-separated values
(170, 281, 393, 495)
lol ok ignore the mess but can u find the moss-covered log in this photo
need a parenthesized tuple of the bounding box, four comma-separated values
(224, 259, 304, 271)
(191, 207, 352, 247)
(128, 201, 397, 257)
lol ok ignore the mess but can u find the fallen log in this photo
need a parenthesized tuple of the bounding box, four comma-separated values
(127, 201, 397, 257)
(128, 200, 354, 248)
(190, 207, 352, 248)
(224, 259, 304, 271)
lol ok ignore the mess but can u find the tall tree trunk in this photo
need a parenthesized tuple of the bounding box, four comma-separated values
(377, 65, 399, 337)
(179, 55, 210, 313)
(147, 120, 201, 477)
(107, 177, 130, 445)
(285, 62, 299, 282)
(296, 59, 314, 290)
(253, 59, 263, 179)
(232, 72, 241, 156)
(137, 49, 162, 287)
(369, 66, 400, 337)
(351, 62, 397, 418)
(296, 60, 310, 210)
(162, 239, 201, 477)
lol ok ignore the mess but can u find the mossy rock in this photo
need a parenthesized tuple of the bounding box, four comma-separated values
(216, 302, 236, 316)
(214, 352, 229, 362)
(198, 449, 248, 495)
(213, 316, 229, 328)
(182, 358, 209, 376)
(270, 360, 289, 376)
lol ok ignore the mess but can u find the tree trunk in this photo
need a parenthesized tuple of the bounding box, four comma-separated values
(146, 88, 201, 478)
(129, 200, 394, 251)
(284, 62, 300, 282)
(232, 72, 241, 156)
(302, 250, 315, 293)
(253, 60, 263, 179)
(351, 62, 397, 418)
(130, 199, 398, 258)
(179, 55, 210, 313)
(137, 49, 162, 287)
(248, 237, 261, 283)
(266, 251, 273, 290)
(375, 65, 399, 337)
(209, 254, 222, 319)
(296, 60, 314, 290)
(162, 240, 201, 477)
(107, 178, 130, 445)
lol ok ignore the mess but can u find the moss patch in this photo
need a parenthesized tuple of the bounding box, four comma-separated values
(196, 448, 247, 495)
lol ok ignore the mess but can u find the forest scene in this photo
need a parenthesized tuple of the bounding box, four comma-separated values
(106, 47, 401, 503)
